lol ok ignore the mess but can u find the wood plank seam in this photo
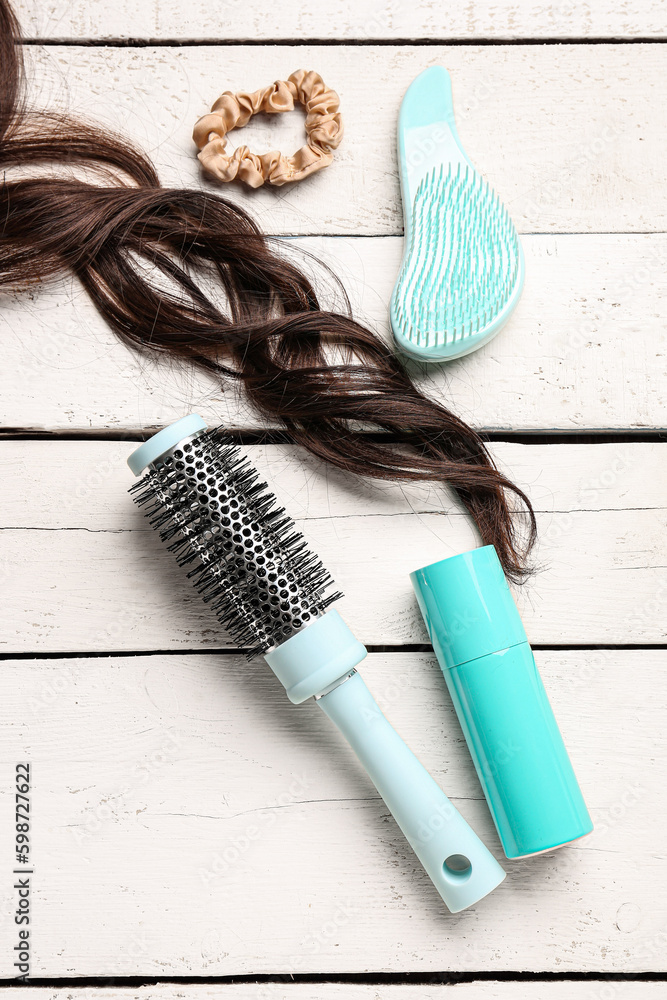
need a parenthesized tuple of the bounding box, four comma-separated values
(19, 37, 667, 46)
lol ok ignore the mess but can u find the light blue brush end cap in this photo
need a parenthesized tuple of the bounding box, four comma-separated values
(265, 609, 367, 704)
(127, 414, 208, 476)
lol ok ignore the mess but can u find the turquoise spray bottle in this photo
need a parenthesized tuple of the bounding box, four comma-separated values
(411, 546, 593, 858)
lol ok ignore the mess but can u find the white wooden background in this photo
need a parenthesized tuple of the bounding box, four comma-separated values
(1, 0, 666, 994)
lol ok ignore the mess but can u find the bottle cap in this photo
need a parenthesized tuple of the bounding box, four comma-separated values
(410, 545, 527, 669)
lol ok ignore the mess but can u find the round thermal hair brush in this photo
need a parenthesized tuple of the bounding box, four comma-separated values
(128, 414, 506, 912)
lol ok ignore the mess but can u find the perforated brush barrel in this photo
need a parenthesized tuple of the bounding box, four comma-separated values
(129, 417, 341, 656)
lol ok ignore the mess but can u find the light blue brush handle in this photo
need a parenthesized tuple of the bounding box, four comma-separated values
(264, 609, 505, 911)
(317, 670, 506, 912)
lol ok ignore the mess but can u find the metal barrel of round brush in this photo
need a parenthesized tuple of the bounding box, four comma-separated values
(127, 414, 505, 912)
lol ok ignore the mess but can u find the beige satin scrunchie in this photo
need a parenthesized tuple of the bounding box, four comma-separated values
(192, 70, 343, 188)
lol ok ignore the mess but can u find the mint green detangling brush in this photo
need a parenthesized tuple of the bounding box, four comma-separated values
(390, 66, 524, 362)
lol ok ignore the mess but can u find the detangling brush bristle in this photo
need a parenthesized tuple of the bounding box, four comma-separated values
(127, 414, 506, 913)
(390, 66, 524, 363)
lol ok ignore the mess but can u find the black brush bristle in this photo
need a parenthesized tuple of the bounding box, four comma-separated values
(130, 427, 342, 657)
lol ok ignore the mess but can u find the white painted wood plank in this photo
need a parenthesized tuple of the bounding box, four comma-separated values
(2, 234, 666, 432)
(0, 988, 664, 1000)
(1, 439, 665, 650)
(15, 0, 667, 41)
(2, 990, 665, 1000)
(0, 649, 663, 975)
(1, 990, 665, 1000)
(17, 43, 667, 235)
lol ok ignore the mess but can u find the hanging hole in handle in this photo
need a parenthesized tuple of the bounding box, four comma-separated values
(443, 854, 472, 881)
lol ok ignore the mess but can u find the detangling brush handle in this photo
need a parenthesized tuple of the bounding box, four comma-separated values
(264, 608, 506, 912)
(129, 414, 505, 913)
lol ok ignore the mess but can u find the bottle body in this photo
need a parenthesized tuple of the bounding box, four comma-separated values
(411, 545, 593, 859)
(444, 642, 592, 857)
